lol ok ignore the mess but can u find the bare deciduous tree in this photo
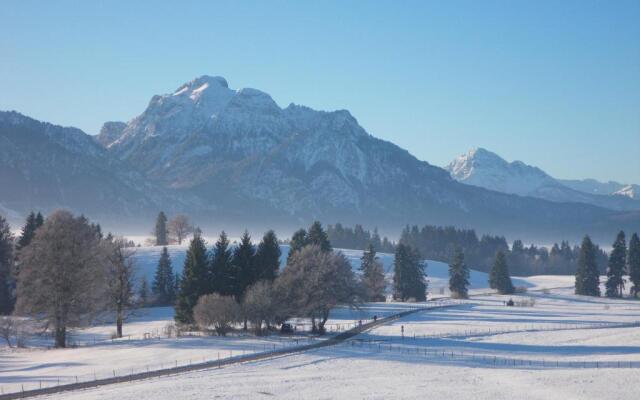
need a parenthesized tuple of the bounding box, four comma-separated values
(15, 210, 106, 348)
(277, 245, 358, 334)
(168, 215, 194, 245)
(242, 281, 277, 335)
(104, 237, 137, 338)
(193, 293, 240, 336)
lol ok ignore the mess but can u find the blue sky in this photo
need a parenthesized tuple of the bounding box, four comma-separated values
(1, 0, 638, 183)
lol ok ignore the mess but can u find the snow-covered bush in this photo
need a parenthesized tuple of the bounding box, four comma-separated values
(193, 294, 241, 336)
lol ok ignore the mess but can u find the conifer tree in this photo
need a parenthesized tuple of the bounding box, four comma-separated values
(393, 243, 426, 301)
(34, 212, 43, 227)
(173, 272, 180, 302)
(449, 247, 470, 299)
(16, 211, 42, 251)
(360, 244, 386, 301)
(0, 215, 14, 315)
(154, 212, 168, 246)
(361, 244, 375, 272)
(210, 231, 235, 296)
(489, 251, 514, 294)
(138, 278, 148, 307)
(628, 233, 640, 298)
(255, 230, 281, 281)
(575, 235, 600, 296)
(307, 221, 332, 252)
(175, 233, 209, 324)
(287, 228, 308, 264)
(152, 246, 174, 305)
(234, 231, 256, 299)
(605, 231, 626, 298)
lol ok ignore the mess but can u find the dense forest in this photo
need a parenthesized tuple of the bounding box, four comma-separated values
(327, 223, 609, 276)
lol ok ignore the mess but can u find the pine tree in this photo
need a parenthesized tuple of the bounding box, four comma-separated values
(16, 212, 42, 251)
(393, 243, 426, 301)
(210, 231, 235, 296)
(152, 246, 174, 305)
(575, 235, 600, 296)
(172, 272, 180, 302)
(234, 231, 256, 300)
(255, 230, 281, 281)
(0, 215, 14, 315)
(138, 278, 148, 307)
(628, 233, 640, 298)
(489, 251, 514, 295)
(287, 228, 308, 264)
(307, 221, 332, 252)
(449, 247, 470, 299)
(34, 212, 44, 227)
(360, 244, 386, 301)
(166, 270, 176, 304)
(174, 233, 209, 324)
(605, 231, 626, 298)
(154, 212, 168, 246)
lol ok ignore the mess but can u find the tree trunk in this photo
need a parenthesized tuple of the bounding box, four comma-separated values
(54, 325, 66, 348)
(116, 305, 123, 338)
(318, 312, 329, 335)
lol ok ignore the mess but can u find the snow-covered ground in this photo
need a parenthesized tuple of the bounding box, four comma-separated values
(2, 245, 637, 399)
(0, 302, 429, 395)
(29, 287, 640, 400)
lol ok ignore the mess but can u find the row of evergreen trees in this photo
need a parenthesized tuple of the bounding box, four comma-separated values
(173, 230, 281, 324)
(574, 231, 640, 298)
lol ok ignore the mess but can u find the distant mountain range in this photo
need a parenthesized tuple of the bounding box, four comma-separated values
(1, 75, 639, 242)
(447, 148, 640, 211)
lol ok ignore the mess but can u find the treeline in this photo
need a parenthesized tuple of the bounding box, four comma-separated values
(327, 222, 610, 276)
(399, 224, 610, 276)
(400, 225, 607, 276)
(326, 223, 395, 253)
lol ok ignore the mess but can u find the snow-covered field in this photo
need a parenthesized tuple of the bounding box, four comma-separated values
(27, 286, 640, 400)
(2, 245, 638, 399)
(0, 302, 430, 395)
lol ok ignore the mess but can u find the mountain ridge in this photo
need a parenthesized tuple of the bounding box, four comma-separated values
(446, 147, 640, 211)
(1, 76, 639, 241)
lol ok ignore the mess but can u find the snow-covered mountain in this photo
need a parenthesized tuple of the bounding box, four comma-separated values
(559, 178, 639, 200)
(446, 148, 640, 211)
(0, 111, 159, 223)
(1, 76, 639, 241)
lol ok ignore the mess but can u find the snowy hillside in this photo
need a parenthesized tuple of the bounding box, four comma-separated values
(447, 148, 640, 211)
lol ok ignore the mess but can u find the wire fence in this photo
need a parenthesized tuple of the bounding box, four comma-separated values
(0, 302, 459, 398)
(343, 339, 640, 369)
(0, 337, 319, 397)
(401, 320, 640, 340)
